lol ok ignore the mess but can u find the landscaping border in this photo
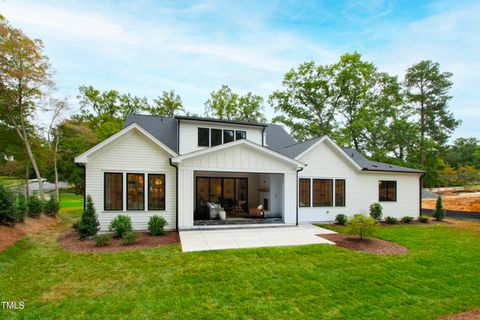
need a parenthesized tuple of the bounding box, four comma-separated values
(422, 208, 480, 220)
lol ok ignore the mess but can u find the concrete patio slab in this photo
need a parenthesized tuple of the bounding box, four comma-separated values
(180, 223, 335, 252)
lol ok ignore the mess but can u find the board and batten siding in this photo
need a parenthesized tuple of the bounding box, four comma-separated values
(297, 141, 421, 222)
(85, 129, 176, 231)
(178, 120, 263, 155)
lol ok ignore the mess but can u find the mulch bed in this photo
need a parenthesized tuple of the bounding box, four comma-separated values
(58, 230, 180, 253)
(440, 309, 480, 320)
(319, 233, 409, 255)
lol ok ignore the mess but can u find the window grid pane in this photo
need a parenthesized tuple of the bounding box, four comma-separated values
(105, 173, 123, 210)
(312, 179, 333, 207)
(223, 130, 234, 143)
(335, 179, 345, 207)
(148, 174, 165, 210)
(198, 128, 209, 147)
(127, 173, 144, 210)
(299, 179, 310, 207)
(235, 130, 246, 140)
(211, 129, 222, 146)
(379, 181, 397, 202)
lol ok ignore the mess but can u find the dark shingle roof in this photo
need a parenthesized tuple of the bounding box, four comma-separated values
(123, 114, 178, 153)
(123, 114, 424, 174)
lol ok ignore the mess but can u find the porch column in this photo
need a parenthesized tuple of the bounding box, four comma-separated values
(178, 167, 194, 229)
(283, 172, 297, 224)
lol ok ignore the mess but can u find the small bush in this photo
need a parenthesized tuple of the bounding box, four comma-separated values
(122, 231, 138, 245)
(27, 194, 43, 218)
(148, 215, 167, 235)
(385, 216, 398, 224)
(44, 195, 60, 217)
(16, 194, 27, 223)
(418, 216, 429, 223)
(109, 215, 132, 238)
(432, 196, 446, 221)
(347, 214, 378, 239)
(335, 214, 348, 225)
(77, 195, 100, 240)
(0, 185, 18, 225)
(94, 235, 111, 247)
(369, 203, 383, 221)
(401, 216, 414, 223)
(72, 221, 80, 230)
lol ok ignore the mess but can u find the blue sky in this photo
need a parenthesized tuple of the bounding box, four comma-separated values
(1, 0, 479, 139)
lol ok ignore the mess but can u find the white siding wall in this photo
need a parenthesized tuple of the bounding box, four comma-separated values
(85, 129, 176, 231)
(178, 121, 263, 155)
(298, 142, 421, 222)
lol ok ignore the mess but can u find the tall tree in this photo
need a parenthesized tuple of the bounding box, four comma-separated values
(149, 90, 184, 117)
(404, 60, 460, 165)
(204, 85, 266, 122)
(269, 62, 338, 140)
(0, 15, 52, 200)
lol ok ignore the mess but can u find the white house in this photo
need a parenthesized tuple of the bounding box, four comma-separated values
(75, 114, 425, 231)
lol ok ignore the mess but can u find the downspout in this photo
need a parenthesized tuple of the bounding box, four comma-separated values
(169, 158, 179, 232)
(261, 126, 266, 147)
(82, 164, 86, 211)
(295, 166, 304, 226)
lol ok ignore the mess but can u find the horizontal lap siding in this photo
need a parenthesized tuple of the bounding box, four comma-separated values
(298, 142, 421, 222)
(85, 130, 176, 231)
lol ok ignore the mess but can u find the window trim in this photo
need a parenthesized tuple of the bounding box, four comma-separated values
(148, 174, 166, 211)
(104, 172, 123, 211)
(379, 180, 397, 202)
(198, 127, 210, 147)
(335, 179, 346, 207)
(312, 178, 333, 207)
(126, 173, 145, 211)
(299, 178, 311, 207)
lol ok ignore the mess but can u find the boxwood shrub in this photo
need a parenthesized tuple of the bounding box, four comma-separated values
(148, 215, 167, 236)
(109, 215, 132, 238)
(27, 194, 43, 218)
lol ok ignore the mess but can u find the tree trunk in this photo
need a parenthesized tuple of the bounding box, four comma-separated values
(54, 136, 60, 200)
(419, 81, 425, 165)
(25, 160, 29, 196)
(22, 126, 45, 201)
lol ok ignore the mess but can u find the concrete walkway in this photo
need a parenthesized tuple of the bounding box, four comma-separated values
(180, 223, 336, 252)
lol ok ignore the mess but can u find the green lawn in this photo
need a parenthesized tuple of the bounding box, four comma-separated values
(0, 176, 22, 187)
(1, 194, 479, 319)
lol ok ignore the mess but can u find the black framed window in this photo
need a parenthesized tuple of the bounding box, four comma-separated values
(223, 129, 234, 143)
(211, 129, 222, 146)
(335, 179, 346, 207)
(299, 178, 310, 207)
(198, 127, 210, 147)
(127, 173, 144, 210)
(104, 173, 123, 211)
(312, 179, 333, 207)
(379, 180, 397, 202)
(235, 130, 246, 140)
(148, 174, 165, 210)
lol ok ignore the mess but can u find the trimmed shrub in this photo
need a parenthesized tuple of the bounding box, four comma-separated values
(335, 214, 348, 225)
(432, 196, 446, 221)
(44, 195, 60, 217)
(27, 194, 43, 218)
(16, 193, 27, 223)
(418, 216, 429, 223)
(77, 195, 100, 240)
(122, 231, 138, 245)
(369, 203, 383, 221)
(0, 185, 18, 225)
(401, 216, 414, 223)
(385, 216, 398, 224)
(347, 214, 378, 239)
(148, 215, 167, 236)
(94, 235, 111, 247)
(109, 215, 132, 238)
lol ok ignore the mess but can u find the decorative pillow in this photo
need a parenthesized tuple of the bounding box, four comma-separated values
(257, 204, 263, 210)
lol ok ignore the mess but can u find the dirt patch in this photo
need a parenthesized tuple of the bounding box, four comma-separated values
(58, 230, 180, 253)
(423, 192, 480, 212)
(439, 308, 480, 319)
(319, 233, 409, 255)
(0, 215, 61, 252)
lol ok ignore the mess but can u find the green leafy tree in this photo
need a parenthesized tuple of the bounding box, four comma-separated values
(347, 214, 378, 240)
(78, 195, 100, 239)
(0, 15, 53, 200)
(445, 138, 480, 169)
(269, 61, 338, 140)
(149, 90, 184, 117)
(204, 85, 266, 122)
(404, 60, 460, 165)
